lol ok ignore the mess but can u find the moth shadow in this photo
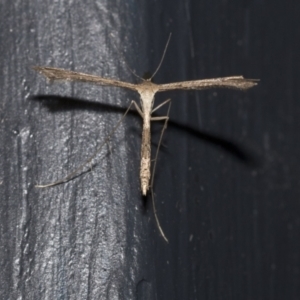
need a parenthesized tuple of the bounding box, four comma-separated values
(31, 95, 260, 166)
(168, 120, 260, 167)
(30, 94, 139, 119)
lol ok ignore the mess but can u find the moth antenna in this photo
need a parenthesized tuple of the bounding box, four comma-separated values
(121, 55, 144, 81)
(110, 35, 144, 81)
(150, 33, 172, 81)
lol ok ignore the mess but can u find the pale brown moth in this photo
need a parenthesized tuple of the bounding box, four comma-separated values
(33, 39, 258, 241)
(33, 70, 257, 192)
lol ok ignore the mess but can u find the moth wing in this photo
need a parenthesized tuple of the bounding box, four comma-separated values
(157, 76, 258, 92)
(33, 66, 139, 92)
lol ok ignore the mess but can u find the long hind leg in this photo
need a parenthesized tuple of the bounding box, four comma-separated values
(36, 101, 140, 188)
(149, 99, 171, 242)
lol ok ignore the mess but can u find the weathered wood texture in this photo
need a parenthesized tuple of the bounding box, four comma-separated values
(0, 0, 299, 299)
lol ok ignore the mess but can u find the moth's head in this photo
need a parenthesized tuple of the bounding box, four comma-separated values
(142, 71, 153, 82)
(125, 33, 171, 83)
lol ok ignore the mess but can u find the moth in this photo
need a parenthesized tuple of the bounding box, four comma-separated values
(33, 67, 257, 195)
(33, 40, 258, 241)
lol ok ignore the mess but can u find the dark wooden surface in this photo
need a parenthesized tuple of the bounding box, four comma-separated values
(0, 0, 299, 299)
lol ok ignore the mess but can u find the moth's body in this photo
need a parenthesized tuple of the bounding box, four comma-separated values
(33, 66, 257, 196)
(136, 81, 158, 195)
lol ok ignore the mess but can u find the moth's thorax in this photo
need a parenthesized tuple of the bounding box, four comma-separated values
(137, 80, 159, 114)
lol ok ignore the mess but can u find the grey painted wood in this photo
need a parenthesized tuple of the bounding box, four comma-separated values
(0, 0, 299, 299)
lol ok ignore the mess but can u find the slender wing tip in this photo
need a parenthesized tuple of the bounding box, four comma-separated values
(32, 65, 48, 72)
(32, 65, 49, 74)
(32, 66, 61, 80)
(32, 65, 44, 74)
(244, 79, 259, 89)
(234, 77, 259, 90)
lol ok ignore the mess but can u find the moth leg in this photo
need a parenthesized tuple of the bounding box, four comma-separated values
(132, 101, 144, 118)
(150, 99, 171, 186)
(36, 100, 137, 188)
(150, 99, 171, 243)
(151, 98, 171, 114)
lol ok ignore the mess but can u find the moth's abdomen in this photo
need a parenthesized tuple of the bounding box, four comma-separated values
(140, 126, 151, 195)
